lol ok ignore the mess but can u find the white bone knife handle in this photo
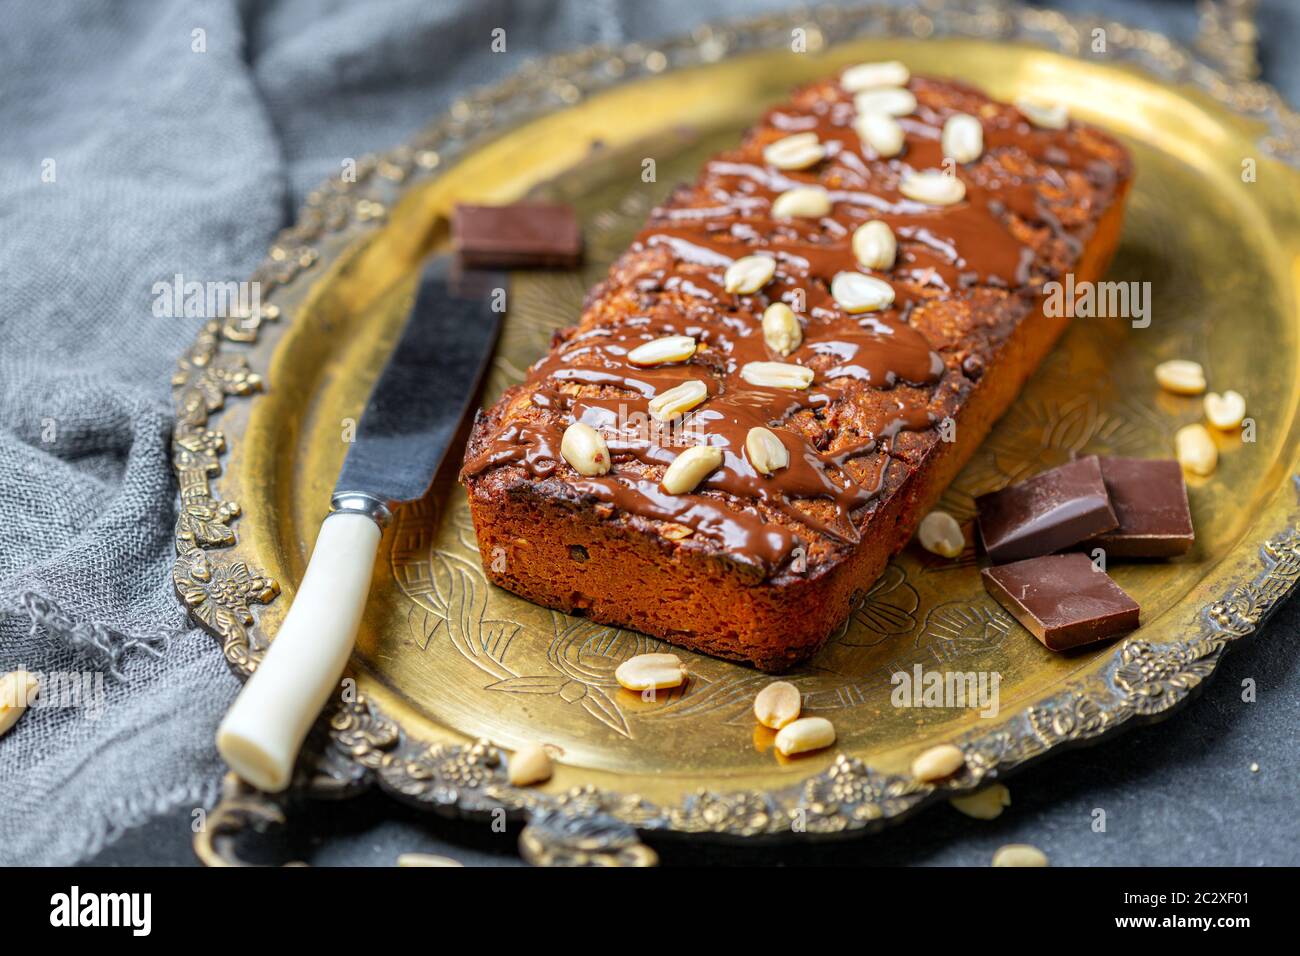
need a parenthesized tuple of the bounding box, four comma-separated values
(216, 497, 386, 792)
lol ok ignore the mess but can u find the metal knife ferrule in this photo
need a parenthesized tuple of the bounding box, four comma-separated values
(331, 491, 393, 528)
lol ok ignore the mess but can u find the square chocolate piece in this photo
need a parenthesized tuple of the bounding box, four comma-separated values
(975, 456, 1119, 563)
(981, 553, 1140, 651)
(1079, 457, 1194, 558)
(453, 202, 583, 269)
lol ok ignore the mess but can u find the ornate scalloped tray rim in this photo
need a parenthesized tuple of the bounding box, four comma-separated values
(174, 2, 1300, 857)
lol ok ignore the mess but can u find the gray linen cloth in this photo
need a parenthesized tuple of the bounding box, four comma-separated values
(0, 0, 1293, 866)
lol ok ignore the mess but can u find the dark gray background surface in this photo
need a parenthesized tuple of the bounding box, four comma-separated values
(14, 0, 1294, 866)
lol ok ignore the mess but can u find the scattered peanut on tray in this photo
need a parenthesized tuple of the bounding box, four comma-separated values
(508, 742, 555, 787)
(753, 681, 802, 730)
(774, 716, 836, 757)
(1155, 359, 1249, 477)
(917, 510, 965, 558)
(1154, 359, 1206, 395)
(1176, 423, 1218, 476)
(752, 682, 835, 759)
(1204, 390, 1246, 430)
(911, 743, 966, 782)
(615, 653, 687, 692)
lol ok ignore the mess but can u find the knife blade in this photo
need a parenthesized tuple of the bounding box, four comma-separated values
(217, 256, 505, 792)
(335, 259, 505, 509)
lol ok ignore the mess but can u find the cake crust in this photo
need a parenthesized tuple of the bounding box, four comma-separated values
(461, 72, 1133, 671)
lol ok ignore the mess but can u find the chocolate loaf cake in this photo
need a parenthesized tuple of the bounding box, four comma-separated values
(460, 66, 1132, 671)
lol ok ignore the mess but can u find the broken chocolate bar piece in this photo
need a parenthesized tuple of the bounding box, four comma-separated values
(453, 202, 583, 269)
(975, 456, 1119, 563)
(981, 553, 1140, 651)
(1080, 457, 1194, 558)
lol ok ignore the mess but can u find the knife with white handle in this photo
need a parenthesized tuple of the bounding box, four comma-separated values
(217, 257, 505, 792)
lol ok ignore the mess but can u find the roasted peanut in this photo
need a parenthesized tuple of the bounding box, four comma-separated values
(1176, 423, 1218, 476)
(662, 445, 723, 494)
(615, 653, 687, 691)
(949, 784, 1011, 820)
(396, 853, 464, 867)
(648, 380, 708, 422)
(627, 335, 696, 366)
(942, 112, 984, 163)
(1016, 99, 1068, 129)
(1155, 359, 1206, 395)
(992, 843, 1049, 867)
(740, 361, 814, 390)
(753, 681, 802, 729)
(918, 511, 965, 558)
(771, 185, 832, 219)
(831, 272, 895, 313)
(852, 220, 897, 270)
(761, 302, 803, 356)
(560, 422, 611, 476)
(774, 716, 836, 756)
(762, 132, 826, 170)
(911, 743, 966, 782)
(508, 742, 554, 786)
(841, 61, 910, 92)
(854, 110, 905, 157)
(900, 170, 966, 205)
(746, 426, 790, 476)
(724, 255, 776, 294)
(854, 87, 916, 117)
(0, 671, 38, 739)
(1204, 390, 1246, 429)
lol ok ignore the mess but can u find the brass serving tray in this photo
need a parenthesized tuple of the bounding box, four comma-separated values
(175, 4, 1300, 864)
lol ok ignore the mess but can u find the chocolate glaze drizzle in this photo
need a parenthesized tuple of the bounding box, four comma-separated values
(462, 75, 1121, 575)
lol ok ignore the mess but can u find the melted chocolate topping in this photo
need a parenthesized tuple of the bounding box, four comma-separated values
(462, 75, 1115, 574)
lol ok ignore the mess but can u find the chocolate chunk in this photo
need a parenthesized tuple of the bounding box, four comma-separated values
(975, 456, 1118, 563)
(981, 553, 1139, 651)
(1080, 457, 1194, 558)
(453, 203, 583, 269)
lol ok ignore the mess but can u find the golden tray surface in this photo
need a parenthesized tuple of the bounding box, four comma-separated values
(174, 5, 1300, 862)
